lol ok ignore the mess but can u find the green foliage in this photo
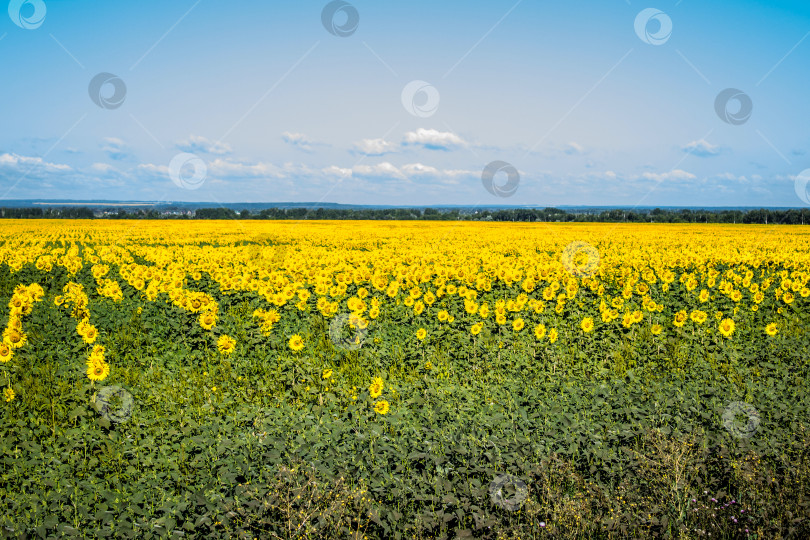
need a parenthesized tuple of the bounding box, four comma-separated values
(0, 262, 809, 538)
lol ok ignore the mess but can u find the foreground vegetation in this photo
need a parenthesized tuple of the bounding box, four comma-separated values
(0, 220, 808, 538)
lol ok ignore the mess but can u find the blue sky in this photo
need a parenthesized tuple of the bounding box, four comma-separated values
(1, 0, 809, 206)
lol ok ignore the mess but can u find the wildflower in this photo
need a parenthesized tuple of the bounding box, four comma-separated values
(323, 368, 333, 379)
(3, 387, 14, 402)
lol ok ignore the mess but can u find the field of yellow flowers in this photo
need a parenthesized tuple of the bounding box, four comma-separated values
(1, 219, 809, 538)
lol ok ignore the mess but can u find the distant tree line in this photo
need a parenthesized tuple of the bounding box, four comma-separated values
(1, 206, 809, 224)
(0, 207, 95, 219)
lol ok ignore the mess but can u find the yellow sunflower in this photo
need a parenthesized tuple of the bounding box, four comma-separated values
(369, 377, 384, 399)
(199, 311, 217, 330)
(87, 361, 110, 382)
(217, 334, 236, 355)
(718, 318, 736, 338)
(416, 328, 427, 341)
(0, 343, 13, 363)
(690, 310, 707, 324)
(288, 334, 304, 352)
(580, 317, 594, 333)
(374, 400, 390, 415)
(765, 323, 778, 336)
(3, 328, 27, 349)
(534, 323, 547, 340)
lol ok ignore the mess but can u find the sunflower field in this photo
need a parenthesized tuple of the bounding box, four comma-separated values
(0, 219, 809, 539)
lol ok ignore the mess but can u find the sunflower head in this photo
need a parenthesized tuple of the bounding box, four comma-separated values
(373, 400, 390, 415)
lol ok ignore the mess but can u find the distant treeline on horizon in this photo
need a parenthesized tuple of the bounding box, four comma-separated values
(0, 206, 809, 224)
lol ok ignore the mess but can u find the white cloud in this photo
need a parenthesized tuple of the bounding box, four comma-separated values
(101, 137, 129, 160)
(322, 165, 353, 178)
(350, 162, 478, 185)
(564, 142, 586, 155)
(639, 169, 696, 182)
(281, 132, 320, 153)
(353, 162, 406, 180)
(0, 153, 72, 173)
(137, 163, 169, 176)
(682, 139, 720, 157)
(176, 135, 232, 156)
(90, 162, 117, 173)
(208, 158, 285, 178)
(402, 128, 466, 150)
(353, 138, 395, 156)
